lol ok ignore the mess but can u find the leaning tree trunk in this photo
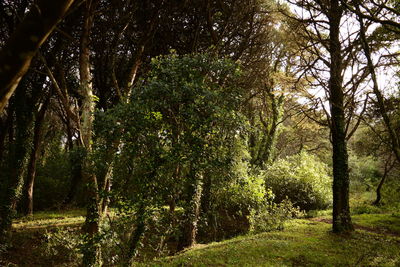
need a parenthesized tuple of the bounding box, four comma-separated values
(328, 0, 353, 233)
(373, 158, 394, 206)
(357, 9, 400, 164)
(0, 0, 75, 113)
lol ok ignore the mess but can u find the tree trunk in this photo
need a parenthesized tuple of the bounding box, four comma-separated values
(25, 95, 49, 215)
(260, 94, 284, 166)
(0, 87, 34, 242)
(100, 166, 112, 215)
(79, 1, 101, 266)
(373, 158, 394, 206)
(0, 0, 75, 113)
(0, 109, 13, 163)
(62, 121, 82, 207)
(126, 203, 148, 265)
(177, 174, 203, 250)
(329, 0, 353, 233)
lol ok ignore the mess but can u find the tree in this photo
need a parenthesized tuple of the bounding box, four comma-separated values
(328, 0, 354, 233)
(0, 0, 75, 113)
(355, 2, 400, 164)
(283, 0, 366, 232)
(100, 53, 245, 261)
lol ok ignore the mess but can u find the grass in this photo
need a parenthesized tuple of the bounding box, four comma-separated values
(137, 219, 400, 267)
(3, 207, 400, 267)
(352, 213, 400, 234)
(1, 210, 86, 267)
(12, 209, 86, 230)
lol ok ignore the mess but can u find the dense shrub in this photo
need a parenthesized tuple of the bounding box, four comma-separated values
(197, 147, 271, 241)
(198, 145, 299, 240)
(249, 199, 303, 233)
(263, 152, 332, 211)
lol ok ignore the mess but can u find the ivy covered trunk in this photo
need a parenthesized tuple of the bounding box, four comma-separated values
(250, 88, 284, 169)
(0, 91, 33, 241)
(178, 174, 203, 250)
(79, 0, 101, 265)
(328, 0, 353, 233)
(126, 203, 148, 265)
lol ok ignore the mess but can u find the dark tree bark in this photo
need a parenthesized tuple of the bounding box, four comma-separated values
(258, 93, 284, 167)
(0, 110, 13, 163)
(0, 0, 75, 113)
(25, 94, 50, 215)
(373, 157, 395, 206)
(0, 85, 35, 241)
(329, 0, 354, 233)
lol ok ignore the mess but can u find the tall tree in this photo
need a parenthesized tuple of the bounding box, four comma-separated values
(79, 1, 102, 266)
(328, 0, 354, 232)
(284, 0, 364, 232)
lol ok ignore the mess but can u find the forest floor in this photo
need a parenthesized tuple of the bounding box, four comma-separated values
(142, 214, 400, 266)
(1, 209, 400, 266)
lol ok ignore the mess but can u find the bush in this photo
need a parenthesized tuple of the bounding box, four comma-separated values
(198, 170, 271, 241)
(249, 199, 303, 233)
(263, 152, 332, 211)
(351, 204, 382, 215)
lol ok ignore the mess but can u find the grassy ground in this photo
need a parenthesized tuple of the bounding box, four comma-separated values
(13, 209, 86, 230)
(2, 208, 400, 266)
(1, 209, 85, 267)
(141, 216, 400, 267)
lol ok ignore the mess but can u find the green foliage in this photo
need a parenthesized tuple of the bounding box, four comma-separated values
(34, 146, 85, 210)
(97, 52, 245, 206)
(352, 204, 383, 215)
(381, 178, 400, 210)
(197, 139, 276, 241)
(249, 199, 303, 233)
(94, 52, 249, 257)
(210, 140, 267, 214)
(263, 152, 332, 211)
(34, 142, 77, 209)
(42, 228, 82, 265)
(348, 153, 381, 192)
